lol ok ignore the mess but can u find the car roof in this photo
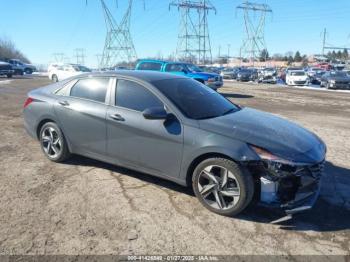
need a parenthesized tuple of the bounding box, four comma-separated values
(81, 70, 188, 82)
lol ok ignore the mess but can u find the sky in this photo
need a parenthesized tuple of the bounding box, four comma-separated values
(0, 0, 350, 67)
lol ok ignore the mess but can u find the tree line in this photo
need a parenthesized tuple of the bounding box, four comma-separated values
(0, 37, 30, 63)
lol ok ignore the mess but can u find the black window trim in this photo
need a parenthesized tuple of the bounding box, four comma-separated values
(59, 76, 112, 105)
(111, 77, 166, 113)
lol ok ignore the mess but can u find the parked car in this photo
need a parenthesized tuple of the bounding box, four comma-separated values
(286, 70, 309, 86)
(257, 68, 277, 84)
(307, 67, 322, 78)
(135, 60, 223, 90)
(316, 62, 332, 71)
(320, 71, 350, 89)
(0, 61, 14, 78)
(279, 67, 303, 82)
(7, 59, 36, 75)
(236, 68, 257, 82)
(309, 71, 326, 85)
(220, 67, 241, 79)
(23, 71, 326, 217)
(48, 63, 91, 82)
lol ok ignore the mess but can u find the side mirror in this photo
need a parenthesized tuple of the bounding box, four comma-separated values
(142, 107, 168, 120)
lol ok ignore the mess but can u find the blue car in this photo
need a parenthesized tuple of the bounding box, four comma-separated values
(135, 59, 223, 90)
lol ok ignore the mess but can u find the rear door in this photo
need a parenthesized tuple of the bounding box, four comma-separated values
(54, 77, 112, 156)
(106, 78, 184, 178)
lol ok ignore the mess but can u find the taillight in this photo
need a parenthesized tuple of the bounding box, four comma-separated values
(24, 97, 34, 108)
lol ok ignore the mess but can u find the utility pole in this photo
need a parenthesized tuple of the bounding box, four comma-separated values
(236, 1, 272, 64)
(170, 0, 216, 65)
(322, 28, 327, 56)
(74, 48, 86, 65)
(99, 0, 138, 68)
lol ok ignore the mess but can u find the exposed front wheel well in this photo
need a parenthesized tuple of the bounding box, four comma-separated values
(186, 153, 237, 187)
(36, 119, 56, 139)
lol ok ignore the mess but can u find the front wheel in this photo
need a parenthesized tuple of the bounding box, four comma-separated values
(192, 158, 254, 216)
(25, 68, 33, 74)
(39, 122, 71, 162)
(6, 74, 12, 78)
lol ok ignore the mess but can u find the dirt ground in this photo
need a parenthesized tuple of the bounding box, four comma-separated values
(0, 76, 349, 256)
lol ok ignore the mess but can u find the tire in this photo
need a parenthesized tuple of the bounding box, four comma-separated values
(39, 122, 71, 162)
(52, 74, 58, 82)
(6, 74, 12, 78)
(192, 158, 254, 217)
(25, 68, 33, 74)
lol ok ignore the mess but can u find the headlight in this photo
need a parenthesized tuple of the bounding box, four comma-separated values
(237, 74, 241, 77)
(250, 145, 293, 165)
(250, 145, 299, 179)
(330, 80, 336, 84)
(207, 77, 215, 83)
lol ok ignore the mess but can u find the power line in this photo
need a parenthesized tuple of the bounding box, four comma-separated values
(170, 0, 216, 64)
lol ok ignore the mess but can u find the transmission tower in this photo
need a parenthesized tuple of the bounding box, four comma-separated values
(170, 0, 216, 64)
(52, 53, 65, 63)
(99, 0, 137, 68)
(236, 1, 272, 63)
(74, 48, 86, 65)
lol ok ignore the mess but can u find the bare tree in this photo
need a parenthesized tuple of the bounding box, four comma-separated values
(0, 37, 30, 63)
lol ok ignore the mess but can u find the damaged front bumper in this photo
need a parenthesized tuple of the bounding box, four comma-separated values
(251, 160, 325, 215)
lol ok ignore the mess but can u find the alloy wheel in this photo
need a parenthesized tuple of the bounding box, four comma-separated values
(41, 126, 62, 158)
(197, 165, 241, 210)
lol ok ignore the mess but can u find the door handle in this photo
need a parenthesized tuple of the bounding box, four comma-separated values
(109, 114, 125, 122)
(58, 100, 70, 107)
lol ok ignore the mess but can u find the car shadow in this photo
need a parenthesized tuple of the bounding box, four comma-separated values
(220, 92, 254, 99)
(64, 156, 350, 232)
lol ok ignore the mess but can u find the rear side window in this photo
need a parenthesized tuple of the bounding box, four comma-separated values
(138, 62, 162, 71)
(70, 78, 109, 103)
(116, 79, 163, 111)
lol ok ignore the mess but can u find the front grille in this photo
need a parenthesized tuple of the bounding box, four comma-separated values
(335, 81, 349, 85)
(294, 81, 306, 85)
(0, 65, 12, 70)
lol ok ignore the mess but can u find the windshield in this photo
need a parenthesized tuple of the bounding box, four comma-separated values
(290, 71, 305, 76)
(153, 78, 240, 120)
(73, 65, 91, 72)
(186, 64, 203, 72)
(239, 69, 253, 74)
(330, 71, 347, 77)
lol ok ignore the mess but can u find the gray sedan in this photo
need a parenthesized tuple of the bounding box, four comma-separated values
(23, 71, 326, 216)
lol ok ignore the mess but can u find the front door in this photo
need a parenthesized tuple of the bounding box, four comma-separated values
(106, 78, 183, 179)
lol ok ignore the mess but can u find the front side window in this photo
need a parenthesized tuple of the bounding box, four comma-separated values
(138, 62, 162, 71)
(153, 78, 239, 120)
(165, 64, 185, 72)
(70, 77, 109, 103)
(116, 79, 163, 111)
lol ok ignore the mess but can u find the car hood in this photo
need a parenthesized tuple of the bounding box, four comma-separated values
(199, 107, 326, 164)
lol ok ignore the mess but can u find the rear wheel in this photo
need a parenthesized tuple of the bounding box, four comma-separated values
(192, 158, 254, 216)
(39, 122, 71, 162)
(52, 74, 58, 82)
(6, 74, 12, 78)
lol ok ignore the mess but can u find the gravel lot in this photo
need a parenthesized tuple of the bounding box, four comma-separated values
(0, 76, 349, 256)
